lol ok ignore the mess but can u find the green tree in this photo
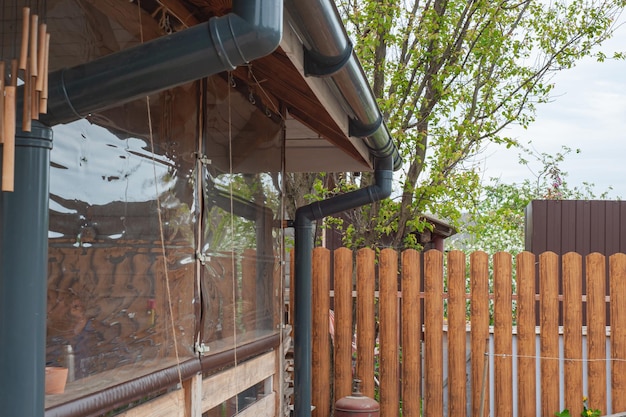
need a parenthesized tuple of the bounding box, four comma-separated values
(449, 145, 611, 254)
(287, 0, 625, 249)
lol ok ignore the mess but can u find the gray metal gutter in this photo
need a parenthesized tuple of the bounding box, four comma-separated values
(39, 0, 283, 126)
(285, 0, 401, 171)
(285, 1, 402, 416)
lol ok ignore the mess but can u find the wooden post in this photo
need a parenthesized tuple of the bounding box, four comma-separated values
(356, 248, 376, 399)
(311, 247, 330, 417)
(333, 247, 353, 402)
(470, 251, 490, 417)
(401, 249, 421, 417)
(423, 250, 443, 417)
(379, 248, 399, 417)
(586, 253, 607, 412)
(540, 252, 559, 417)
(516, 252, 536, 417)
(563, 252, 583, 416)
(610, 254, 626, 413)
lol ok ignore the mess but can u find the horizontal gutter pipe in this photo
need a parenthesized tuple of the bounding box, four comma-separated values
(285, 0, 402, 171)
(36, 0, 282, 126)
(293, 155, 393, 417)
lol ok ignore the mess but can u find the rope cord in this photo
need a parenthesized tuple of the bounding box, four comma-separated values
(138, 0, 183, 386)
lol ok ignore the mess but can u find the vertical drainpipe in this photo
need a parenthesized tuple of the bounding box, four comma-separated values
(0, 121, 53, 417)
(294, 156, 393, 417)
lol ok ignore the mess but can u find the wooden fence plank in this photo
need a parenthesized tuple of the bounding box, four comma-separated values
(540, 252, 560, 417)
(401, 249, 421, 417)
(447, 250, 466, 417)
(563, 252, 583, 416)
(493, 252, 513, 417)
(311, 248, 330, 417)
(586, 253, 607, 413)
(610, 253, 626, 413)
(242, 248, 256, 333)
(424, 250, 444, 417)
(334, 247, 354, 402)
(356, 248, 376, 398)
(470, 251, 490, 417)
(380, 249, 400, 417)
(516, 252, 536, 417)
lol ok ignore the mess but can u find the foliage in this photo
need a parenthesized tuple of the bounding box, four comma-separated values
(448, 145, 609, 254)
(555, 396, 602, 417)
(286, 0, 625, 249)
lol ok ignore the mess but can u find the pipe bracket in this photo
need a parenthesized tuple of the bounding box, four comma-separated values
(304, 42, 353, 77)
(349, 113, 383, 138)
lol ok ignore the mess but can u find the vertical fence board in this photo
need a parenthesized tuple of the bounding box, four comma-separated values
(311, 248, 330, 417)
(586, 253, 607, 413)
(470, 251, 490, 417)
(447, 251, 466, 417)
(610, 254, 626, 413)
(401, 249, 421, 417)
(242, 248, 257, 333)
(380, 249, 400, 417)
(562, 252, 583, 416)
(334, 248, 354, 402)
(516, 252, 536, 417)
(356, 248, 376, 398)
(494, 252, 513, 417)
(424, 250, 444, 417)
(540, 252, 560, 417)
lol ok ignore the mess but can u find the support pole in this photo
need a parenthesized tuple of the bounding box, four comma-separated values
(0, 121, 53, 417)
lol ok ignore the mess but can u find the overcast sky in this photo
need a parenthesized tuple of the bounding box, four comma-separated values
(477, 19, 626, 199)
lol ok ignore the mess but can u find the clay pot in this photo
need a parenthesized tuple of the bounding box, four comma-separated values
(45, 367, 68, 394)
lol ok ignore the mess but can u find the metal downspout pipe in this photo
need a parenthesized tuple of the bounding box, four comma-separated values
(2, 2, 282, 416)
(285, 2, 403, 417)
(0, 122, 53, 417)
(293, 156, 393, 417)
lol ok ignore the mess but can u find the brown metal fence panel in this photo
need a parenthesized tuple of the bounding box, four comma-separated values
(493, 252, 513, 417)
(563, 252, 583, 416)
(401, 249, 421, 417)
(470, 251, 490, 417)
(312, 248, 330, 417)
(423, 250, 444, 417)
(333, 247, 354, 402)
(610, 253, 626, 412)
(516, 251, 536, 417)
(586, 253, 607, 412)
(355, 248, 376, 399)
(379, 249, 400, 417)
(540, 252, 560, 417)
(446, 250, 466, 417)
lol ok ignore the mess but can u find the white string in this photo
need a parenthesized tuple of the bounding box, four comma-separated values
(228, 72, 239, 414)
(490, 353, 626, 362)
(138, 0, 183, 386)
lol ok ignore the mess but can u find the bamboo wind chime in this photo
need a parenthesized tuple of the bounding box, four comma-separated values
(1, 4, 50, 192)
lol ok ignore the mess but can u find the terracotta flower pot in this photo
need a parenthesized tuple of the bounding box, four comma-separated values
(45, 366, 68, 394)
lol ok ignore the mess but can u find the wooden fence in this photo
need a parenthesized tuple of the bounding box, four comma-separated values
(306, 248, 626, 417)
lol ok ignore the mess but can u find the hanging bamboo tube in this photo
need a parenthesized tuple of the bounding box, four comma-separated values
(40, 34, 50, 114)
(19, 8, 30, 71)
(3, 86, 17, 192)
(31, 74, 39, 120)
(0, 62, 5, 144)
(10, 60, 18, 88)
(36, 24, 47, 91)
(30, 14, 39, 78)
(22, 59, 32, 132)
